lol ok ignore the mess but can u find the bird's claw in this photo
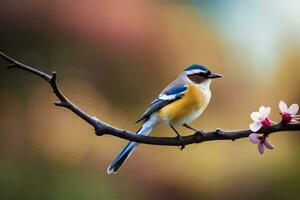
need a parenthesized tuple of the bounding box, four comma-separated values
(177, 135, 185, 150)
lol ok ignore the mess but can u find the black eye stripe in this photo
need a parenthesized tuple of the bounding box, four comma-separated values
(187, 74, 206, 84)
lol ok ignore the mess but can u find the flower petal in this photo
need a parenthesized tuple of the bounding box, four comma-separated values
(279, 101, 288, 113)
(258, 142, 265, 154)
(249, 122, 262, 132)
(264, 138, 274, 150)
(262, 107, 271, 117)
(249, 133, 260, 144)
(288, 104, 299, 116)
(259, 106, 266, 114)
(251, 112, 261, 122)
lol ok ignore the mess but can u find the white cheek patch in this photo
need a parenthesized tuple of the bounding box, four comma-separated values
(198, 79, 212, 90)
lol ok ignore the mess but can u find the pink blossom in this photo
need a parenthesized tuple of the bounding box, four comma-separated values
(279, 101, 299, 123)
(249, 106, 273, 132)
(249, 133, 274, 155)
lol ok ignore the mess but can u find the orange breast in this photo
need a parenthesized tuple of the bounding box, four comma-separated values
(157, 83, 204, 123)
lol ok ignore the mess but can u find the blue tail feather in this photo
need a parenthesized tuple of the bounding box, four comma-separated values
(107, 142, 137, 174)
(107, 120, 155, 174)
(107, 141, 137, 174)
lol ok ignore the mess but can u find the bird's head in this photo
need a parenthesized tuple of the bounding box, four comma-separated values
(182, 64, 222, 88)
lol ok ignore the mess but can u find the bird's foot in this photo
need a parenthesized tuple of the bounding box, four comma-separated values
(183, 124, 198, 132)
(177, 135, 185, 150)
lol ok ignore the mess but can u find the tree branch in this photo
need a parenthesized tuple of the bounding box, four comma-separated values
(1, 51, 299, 147)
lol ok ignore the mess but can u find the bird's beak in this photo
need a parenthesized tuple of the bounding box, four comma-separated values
(208, 73, 223, 79)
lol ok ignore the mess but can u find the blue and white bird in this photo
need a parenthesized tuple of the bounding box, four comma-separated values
(107, 64, 222, 174)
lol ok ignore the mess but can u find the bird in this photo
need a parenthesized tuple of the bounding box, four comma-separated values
(107, 64, 222, 174)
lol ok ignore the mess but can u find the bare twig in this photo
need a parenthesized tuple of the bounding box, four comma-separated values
(1, 51, 299, 147)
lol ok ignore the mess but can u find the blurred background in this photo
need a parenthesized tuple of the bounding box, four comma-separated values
(0, 0, 300, 199)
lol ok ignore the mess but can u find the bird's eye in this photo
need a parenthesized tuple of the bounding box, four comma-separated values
(187, 73, 206, 84)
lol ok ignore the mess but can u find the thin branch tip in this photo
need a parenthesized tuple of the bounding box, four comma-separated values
(50, 71, 57, 83)
(5, 63, 16, 69)
(54, 101, 66, 107)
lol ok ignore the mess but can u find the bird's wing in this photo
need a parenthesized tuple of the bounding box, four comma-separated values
(136, 84, 188, 123)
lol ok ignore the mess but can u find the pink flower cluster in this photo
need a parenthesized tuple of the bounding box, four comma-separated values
(249, 133, 274, 154)
(249, 101, 299, 155)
